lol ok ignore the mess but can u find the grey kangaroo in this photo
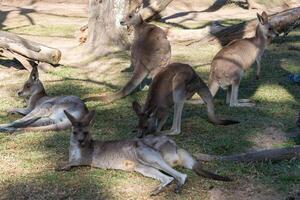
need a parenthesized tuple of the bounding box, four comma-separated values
(208, 11, 278, 107)
(132, 63, 238, 137)
(0, 66, 88, 132)
(84, 8, 171, 103)
(57, 110, 231, 196)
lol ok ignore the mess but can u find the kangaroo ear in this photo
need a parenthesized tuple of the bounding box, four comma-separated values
(257, 11, 268, 24)
(257, 13, 263, 24)
(82, 110, 96, 126)
(29, 66, 39, 81)
(132, 101, 142, 115)
(261, 11, 268, 24)
(64, 110, 78, 125)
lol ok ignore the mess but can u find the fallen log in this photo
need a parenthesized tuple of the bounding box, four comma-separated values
(196, 145, 300, 162)
(181, 6, 300, 46)
(0, 31, 61, 69)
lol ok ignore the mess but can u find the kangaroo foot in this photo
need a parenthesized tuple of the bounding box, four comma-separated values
(161, 129, 181, 136)
(238, 99, 253, 103)
(174, 174, 187, 193)
(150, 177, 174, 196)
(0, 126, 15, 133)
(230, 102, 256, 107)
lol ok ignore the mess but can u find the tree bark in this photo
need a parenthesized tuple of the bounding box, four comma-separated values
(196, 146, 300, 162)
(0, 31, 61, 66)
(86, 0, 132, 53)
(85, 0, 174, 56)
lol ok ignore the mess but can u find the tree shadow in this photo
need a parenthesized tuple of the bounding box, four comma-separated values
(0, 6, 36, 29)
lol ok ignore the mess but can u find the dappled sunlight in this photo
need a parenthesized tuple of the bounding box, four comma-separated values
(253, 83, 297, 103)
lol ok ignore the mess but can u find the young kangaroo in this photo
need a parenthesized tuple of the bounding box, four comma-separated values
(57, 110, 231, 196)
(132, 63, 238, 137)
(84, 8, 171, 103)
(0, 66, 88, 133)
(208, 11, 278, 107)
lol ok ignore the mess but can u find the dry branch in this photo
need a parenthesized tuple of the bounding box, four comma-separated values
(169, 7, 300, 45)
(196, 145, 300, 162)
(0, 31, 61, 65)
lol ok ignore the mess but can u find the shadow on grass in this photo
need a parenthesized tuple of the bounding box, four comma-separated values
(1, 170, 112, 199)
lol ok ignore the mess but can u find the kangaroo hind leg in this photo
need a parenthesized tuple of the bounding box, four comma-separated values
(137, 146, 187, 193)
(230, 81, 255, 107)
(161, 74, 186, 135)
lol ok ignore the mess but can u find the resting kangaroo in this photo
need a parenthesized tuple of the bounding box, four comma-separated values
(57, 110, 231, 196)
(208, 11, 278, 107)
(85, 8, 171, 103)
(0, 66, 88, 132)
(132, 63, 238, 137)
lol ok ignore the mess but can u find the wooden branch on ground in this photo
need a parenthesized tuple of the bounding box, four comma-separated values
(0, 31, 61, 69)
(169, 6, 300, 46)
(139, 0, 174, 21)
(196, 145, 300, 162)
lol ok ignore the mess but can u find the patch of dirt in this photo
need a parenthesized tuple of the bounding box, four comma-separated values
(250, 126, 290, 150)
(208, 179, 284, 200)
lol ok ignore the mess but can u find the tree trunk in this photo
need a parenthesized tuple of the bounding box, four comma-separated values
(86, 0, 131, 54)
(85, 0, 174, 56)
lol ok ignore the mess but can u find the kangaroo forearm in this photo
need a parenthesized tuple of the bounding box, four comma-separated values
(9, 107, 33, 116)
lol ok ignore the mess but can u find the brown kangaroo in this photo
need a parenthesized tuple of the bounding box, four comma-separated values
(84, 8, 171, 103)
(132, 63, 239, 137)
(208, 11, 278, 107)
(0, 66, 88, 133)
(57, 110, 231, 196)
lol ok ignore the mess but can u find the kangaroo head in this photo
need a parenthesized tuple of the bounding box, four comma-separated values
(120, 7, 143, 26)
(64, 110, 96, 147)
(18, 65, 44, 98)
(256, 11, 278, 41)
(132, 101, 157, 137)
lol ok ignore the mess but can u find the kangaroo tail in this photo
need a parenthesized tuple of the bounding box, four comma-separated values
(193, 162, 232, 182)
(194, 76, 239, 125)
(84, 67, 149, 103)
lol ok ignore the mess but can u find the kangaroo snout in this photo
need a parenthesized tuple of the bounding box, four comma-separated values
(120, 20, 125, 26)
(17, 91, 22, 97)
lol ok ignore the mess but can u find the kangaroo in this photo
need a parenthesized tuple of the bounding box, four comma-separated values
(57, 110, 231, 196)
(84, 8, 171, 103)
(0, 66, 88, 133)
(132, 63, 239, 137)
(208, 11, 278, 107)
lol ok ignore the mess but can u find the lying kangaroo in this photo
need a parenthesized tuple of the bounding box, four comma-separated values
(132, 63, 238, 137)
(208, 11, 278, 107)
(85, 8, 171, 103)
(0, 66, 88, 132)
(57, 110, 231, 196)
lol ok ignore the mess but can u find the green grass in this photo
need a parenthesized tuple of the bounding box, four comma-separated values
(3, 24, 77, 38)
(0, 25, 300, 200)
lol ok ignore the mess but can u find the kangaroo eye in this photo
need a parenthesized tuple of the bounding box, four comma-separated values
(128, 15, 132, 18)
(269, 27, 272, 31)
(26, 85, 30, 88)
(73, 131, 77, 135)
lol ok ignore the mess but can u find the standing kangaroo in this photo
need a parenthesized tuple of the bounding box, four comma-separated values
(208, 11, 278, 107)
(0, 66, 88, 132)
(132, 63, 238, 137)
(84, 8, 171, 103)
(57, 110, 231, 196)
